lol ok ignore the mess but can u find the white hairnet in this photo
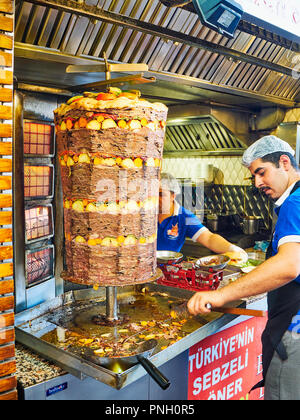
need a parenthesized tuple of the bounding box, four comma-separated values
(242, 135, 295, 167)
(160, 172, 181, 195)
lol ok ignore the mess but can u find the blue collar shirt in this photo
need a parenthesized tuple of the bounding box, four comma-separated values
(271, 182, 300, 332)
(157, 201, 208, 252)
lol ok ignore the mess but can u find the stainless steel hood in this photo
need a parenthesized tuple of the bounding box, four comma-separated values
(272, 122, 300, 164)
(14, 0, 300, 111)
(164, 115, 247, 156)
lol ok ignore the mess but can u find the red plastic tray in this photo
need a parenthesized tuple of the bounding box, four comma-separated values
(157, 261, 223, 292)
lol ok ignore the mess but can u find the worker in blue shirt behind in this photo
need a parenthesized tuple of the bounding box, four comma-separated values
(157, 172, 247, 260)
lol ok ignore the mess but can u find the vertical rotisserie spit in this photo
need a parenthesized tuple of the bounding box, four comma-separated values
(54, 89, 168, 287)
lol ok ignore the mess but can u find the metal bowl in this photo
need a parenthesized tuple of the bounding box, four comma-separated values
(156, 250, 183, 264)
(195, 254, 230, 271)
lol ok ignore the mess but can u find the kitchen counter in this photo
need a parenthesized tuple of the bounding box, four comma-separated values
(15, 296, 267, 400)
(182, 230, 270, 259)
(15, 285, 253, 399)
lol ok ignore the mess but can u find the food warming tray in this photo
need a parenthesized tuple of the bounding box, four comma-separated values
(15, 283, 245, 390)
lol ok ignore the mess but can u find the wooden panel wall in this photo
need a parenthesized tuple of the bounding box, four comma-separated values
(0, 0, 16, 401)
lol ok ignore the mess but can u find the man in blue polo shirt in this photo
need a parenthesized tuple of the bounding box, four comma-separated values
(187, 136, 300, 400)
(158, 172, 247, 258)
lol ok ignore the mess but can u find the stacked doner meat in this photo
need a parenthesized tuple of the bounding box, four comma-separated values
(54, 89, 168, 286)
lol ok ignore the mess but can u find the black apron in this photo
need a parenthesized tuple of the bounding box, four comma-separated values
(252, 180, 300, 391)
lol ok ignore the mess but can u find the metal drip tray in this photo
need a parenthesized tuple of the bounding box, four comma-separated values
(15, 284, 244, 390)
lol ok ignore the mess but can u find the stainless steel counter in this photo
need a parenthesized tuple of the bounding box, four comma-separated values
(15, 283, 245, 391)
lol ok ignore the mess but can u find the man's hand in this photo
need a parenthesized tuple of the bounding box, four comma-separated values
(227, 245, 248, 263)
(187, 290, 226, 316)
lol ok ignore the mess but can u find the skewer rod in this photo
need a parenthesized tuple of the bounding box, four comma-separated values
(106, 286, 118, 321)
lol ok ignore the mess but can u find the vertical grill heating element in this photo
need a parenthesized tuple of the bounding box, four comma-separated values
(24, 121, 54, 156)
(21, 113, 56, 293)
(24, 164, 54, 199)
(25, 205, 54, 243)
(25, 245, 54, 287)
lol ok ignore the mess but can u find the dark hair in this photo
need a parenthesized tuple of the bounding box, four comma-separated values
(261, 152, 299, 170)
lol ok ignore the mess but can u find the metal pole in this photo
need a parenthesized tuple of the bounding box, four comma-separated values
(106, 286, 118, 321)
(101, 54, 119, 322)
(13, 91, 27, 313)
